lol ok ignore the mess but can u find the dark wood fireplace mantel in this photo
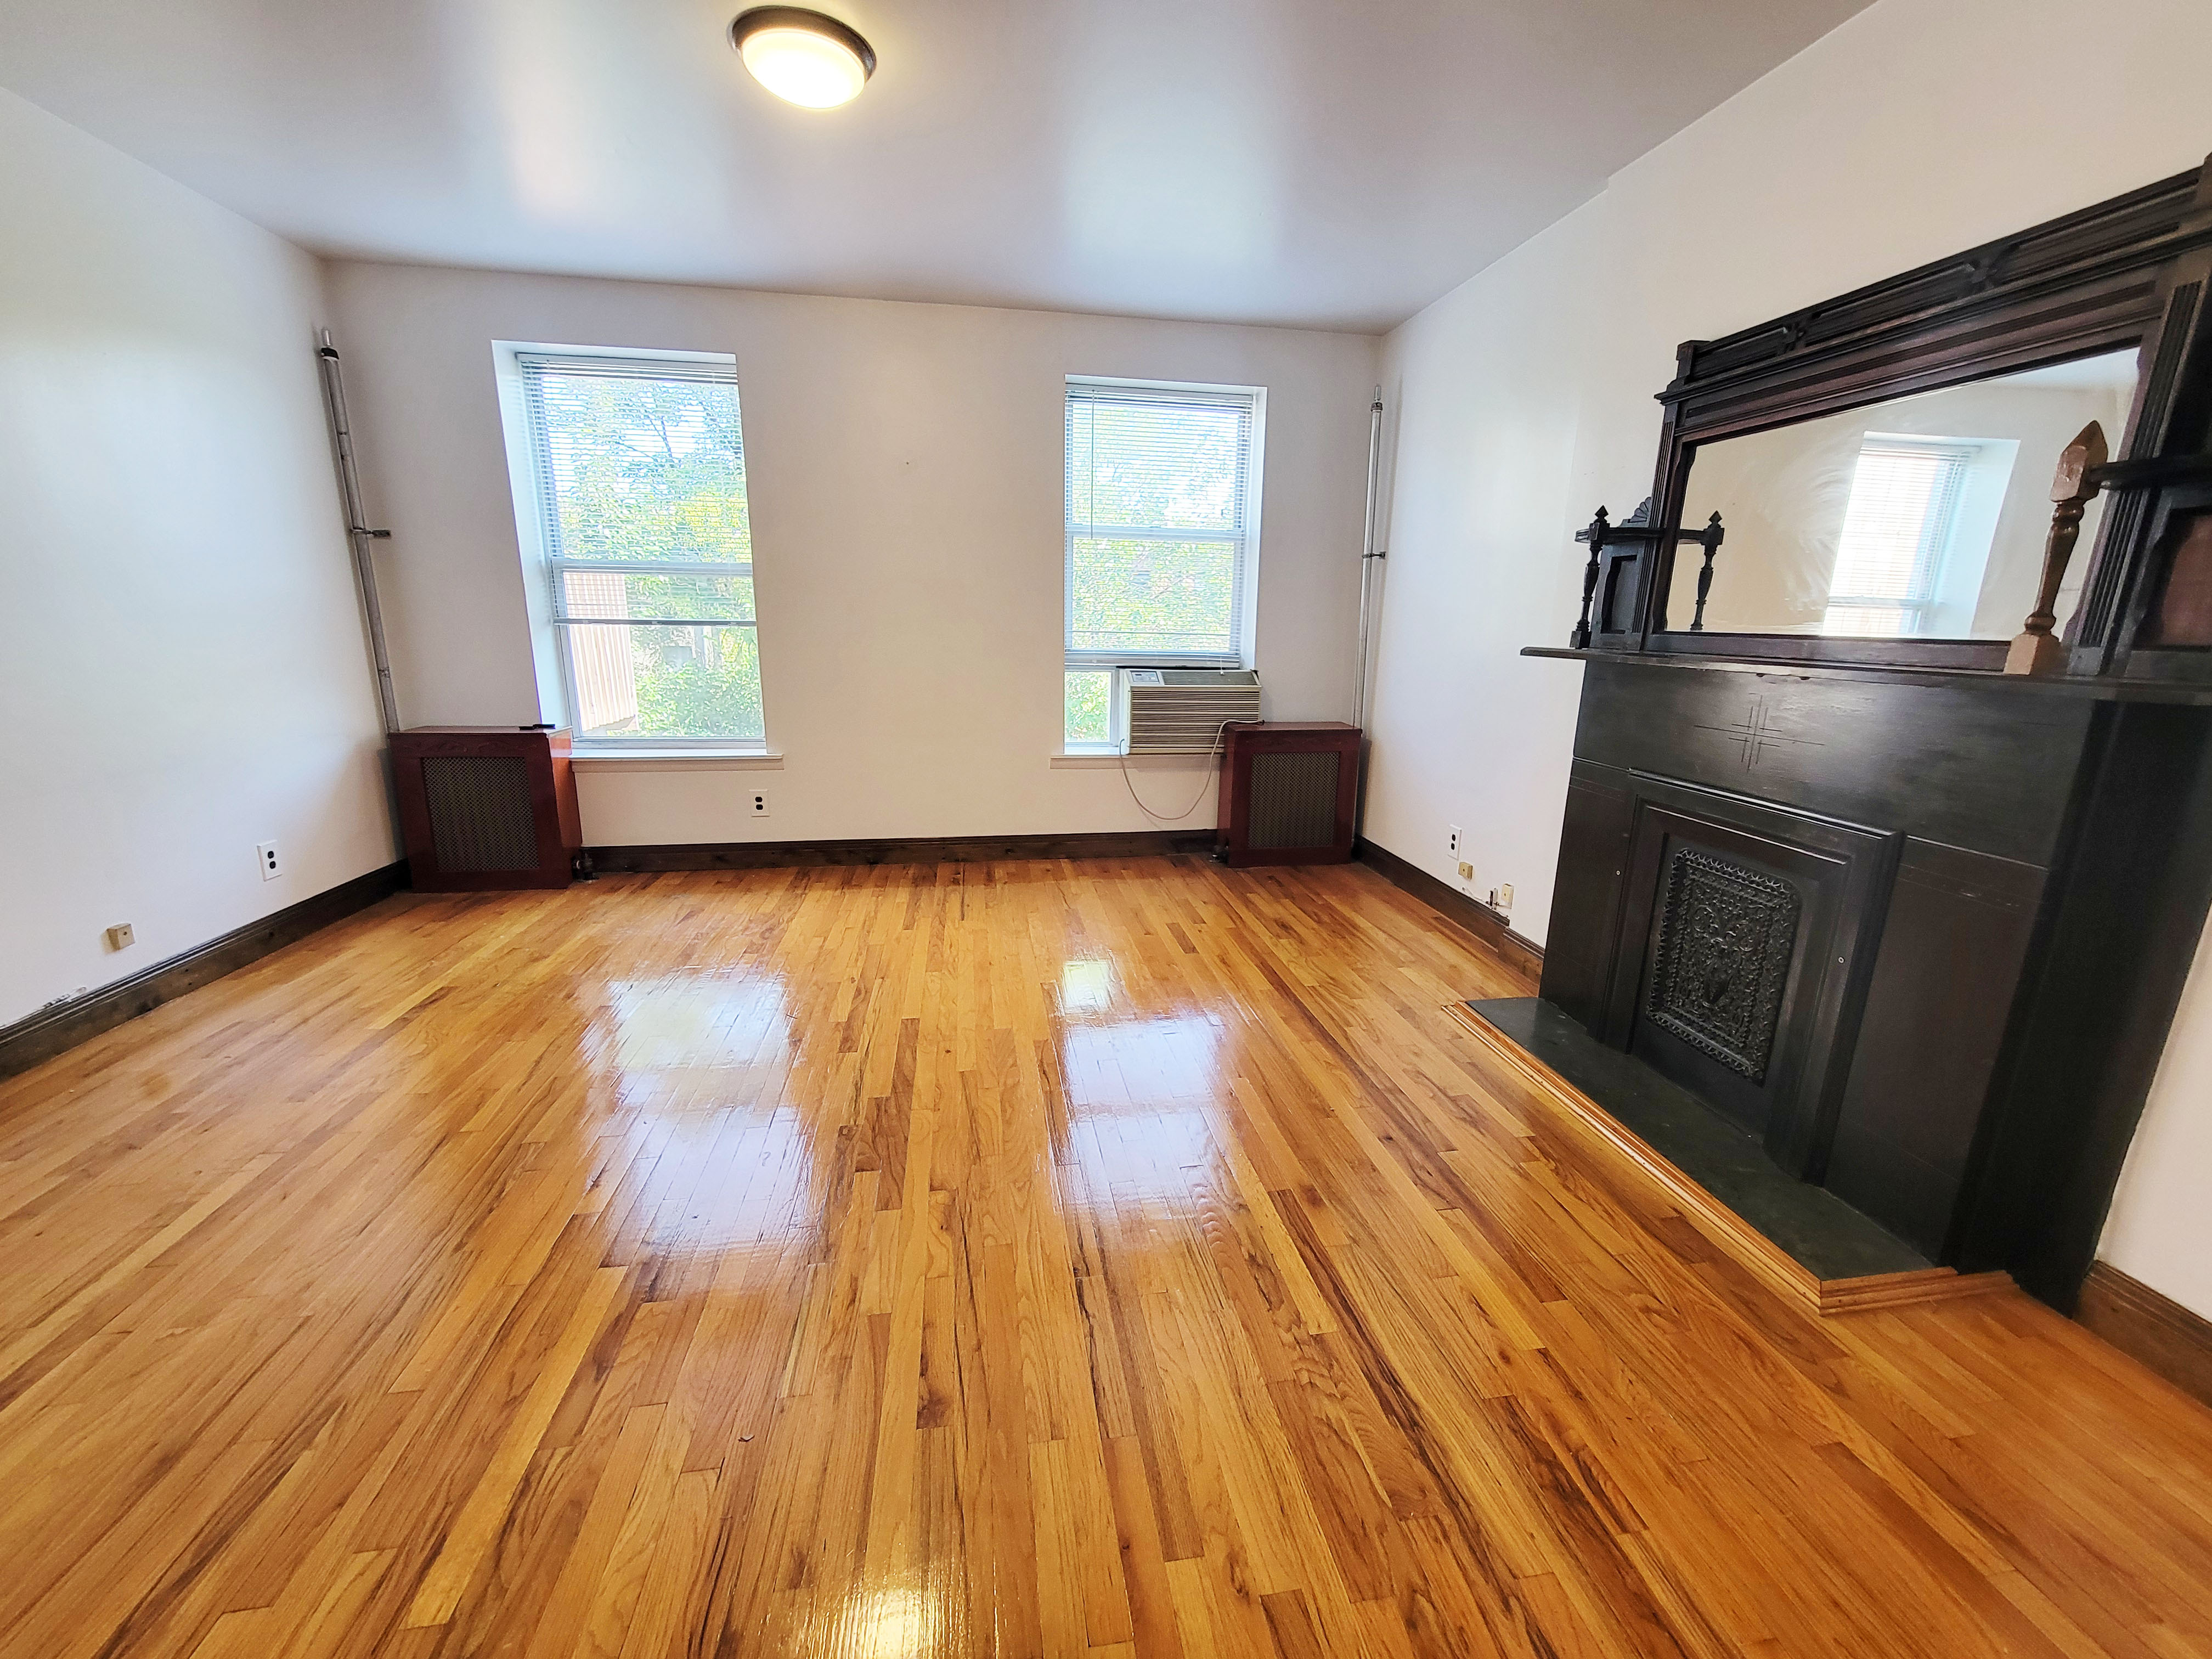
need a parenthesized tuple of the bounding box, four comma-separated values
(1523, 645, 2212, 705)
(1509, 160, 2212, 1312)
(1520, 650, 2212, 1311)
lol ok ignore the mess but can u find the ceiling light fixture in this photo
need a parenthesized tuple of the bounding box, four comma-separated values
(729, 8, 876, 109)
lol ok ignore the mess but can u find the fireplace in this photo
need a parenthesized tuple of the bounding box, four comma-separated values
(1519, 653, 2212, 1308)
(1491, 162, 2212, 1311)
(1594, 771, 1898, 1180)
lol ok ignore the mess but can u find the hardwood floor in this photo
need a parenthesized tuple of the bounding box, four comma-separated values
(1, 859, 2208, 1659)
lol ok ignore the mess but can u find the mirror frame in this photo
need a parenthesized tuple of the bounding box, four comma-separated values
(1592, 157, 2212, 681)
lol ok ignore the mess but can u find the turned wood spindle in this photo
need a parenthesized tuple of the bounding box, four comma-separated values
(1571, 506, 1610, 648)
(2005, 420, 2108, 676)
(1690, 512, 1725, 632)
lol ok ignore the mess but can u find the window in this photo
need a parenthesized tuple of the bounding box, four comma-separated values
(1064, 378, 1262, 747)
(516, 352, 765, 746)
(1822, 438, 1973, 636)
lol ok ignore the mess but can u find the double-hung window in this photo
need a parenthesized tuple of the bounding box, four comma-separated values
(1063, 378, 1263, 748)
(517, 351, 766, 747)
(1822, 438, 1973, 637)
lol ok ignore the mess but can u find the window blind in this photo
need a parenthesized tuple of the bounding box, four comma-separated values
(1828, 441, 1971, 605)
(517, 352, 748, 572)
(1064, 380, 1256, 665)
(518, 353, 741, 385)
(514, 351, 764, 744)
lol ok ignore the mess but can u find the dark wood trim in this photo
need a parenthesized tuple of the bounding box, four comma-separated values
(1522, 643, 2212, 704)
(588, 830, 1218, 873)
(1353, 837, 1544, 985)
(0, 861, 409, 1082)
(2076, 1261, 2212, 1408)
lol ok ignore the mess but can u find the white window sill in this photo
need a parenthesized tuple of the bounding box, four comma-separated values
(1050, 750, 1219, 769)
(571, 749, 784, 772)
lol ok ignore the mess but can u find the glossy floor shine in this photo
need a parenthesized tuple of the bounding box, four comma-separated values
(2, 861, 2209, 1659)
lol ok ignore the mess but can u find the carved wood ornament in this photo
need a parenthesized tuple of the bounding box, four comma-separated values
(1646, 848, 1801, 1083)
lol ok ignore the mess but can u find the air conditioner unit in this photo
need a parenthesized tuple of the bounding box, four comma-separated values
(1120, 668, 1262, 754)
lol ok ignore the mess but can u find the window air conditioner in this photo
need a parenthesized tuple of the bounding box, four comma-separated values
(1119, 669, 1262, 754)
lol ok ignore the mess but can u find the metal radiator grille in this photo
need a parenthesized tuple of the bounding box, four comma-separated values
(1248, 750, 1340, 850)
(421, 756, 538, 873)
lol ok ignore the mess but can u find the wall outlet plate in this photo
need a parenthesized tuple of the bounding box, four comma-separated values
(749, 791, 771, 818)
(104, 923, 134, 951)
(1447, 824, 1463, 859)
(1457, 862, 1474, 881)
(256, 842, 281, 880)
(1499, 883, 1515, 909)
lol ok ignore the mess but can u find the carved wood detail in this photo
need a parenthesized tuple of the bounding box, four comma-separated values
(1646, 848, 1800, 1082)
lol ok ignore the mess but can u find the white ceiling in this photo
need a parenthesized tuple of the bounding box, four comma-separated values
(0, 0, 1873, 332)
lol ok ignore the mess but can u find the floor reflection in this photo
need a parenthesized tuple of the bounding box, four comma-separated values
(601, 969, 791, 1080)
(1056, 957, 1116, 1015)
(591, 969, 816, 1260)
(1057, 1012, 1227, 1202)
(822, 1585, 935, 1659)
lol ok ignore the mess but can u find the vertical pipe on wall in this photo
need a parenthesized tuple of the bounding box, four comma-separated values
(1351, 383, 1390, 880)
(315, 330, 402, 734)
(1353, 386, 1386, 731)
(1351, 386, 1387, 839)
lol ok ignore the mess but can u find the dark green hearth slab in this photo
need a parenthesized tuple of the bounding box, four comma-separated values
(1466, 997, 1929, 1282)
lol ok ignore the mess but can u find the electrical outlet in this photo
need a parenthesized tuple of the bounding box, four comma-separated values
(1498, 883, 1515, 910)
(256, 842, 282, 881)
(749, 790, 771, 819)
(104, 923, 134, 952)
(1457, 861, 1474, 881)
(1447, 824, 1463, 860)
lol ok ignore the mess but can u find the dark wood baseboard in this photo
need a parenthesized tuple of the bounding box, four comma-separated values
(588, 830, 1218, 873)
(0, 861, 409, 1082)
(2076, 1261, 2212, 1408)
(1355, 837, 1544, 985)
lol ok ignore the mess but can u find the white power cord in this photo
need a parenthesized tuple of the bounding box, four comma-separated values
(1115, 719, 1261, 824)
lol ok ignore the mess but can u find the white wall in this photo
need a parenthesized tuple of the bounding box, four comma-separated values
(2103, 913, 2212, 1318)
(324, 262, 1378, 846)
(0, 88, 395, 1029)
(1364, 0, 2212, 1315)
(1364, 199, 1609, 936)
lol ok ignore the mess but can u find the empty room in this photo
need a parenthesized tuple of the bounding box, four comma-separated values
(6, 1, 2212, 1655)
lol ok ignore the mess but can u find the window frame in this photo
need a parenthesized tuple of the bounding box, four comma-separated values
(1062, 375, 1266, 749)
(509, 347, 771, 754)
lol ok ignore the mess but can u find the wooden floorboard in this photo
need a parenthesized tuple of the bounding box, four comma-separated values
(0, 857, 2207, 1658)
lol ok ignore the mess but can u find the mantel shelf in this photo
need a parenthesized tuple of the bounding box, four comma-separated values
(1521, 645, 2212, 705)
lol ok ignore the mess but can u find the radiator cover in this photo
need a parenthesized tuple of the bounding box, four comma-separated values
(1217, 723, 1359, 867)
(390, 727, 583, 891)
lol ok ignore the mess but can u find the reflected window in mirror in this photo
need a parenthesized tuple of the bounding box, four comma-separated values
(1823, 437, 2013, 636)
(1668, 348, 2139, 641)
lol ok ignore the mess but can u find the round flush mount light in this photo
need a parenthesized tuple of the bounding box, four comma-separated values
(729, 7, 876, 109)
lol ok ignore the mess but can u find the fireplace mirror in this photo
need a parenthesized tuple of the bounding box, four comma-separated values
(1566, 157, 2212, 682)
(1661, 348, 2141, 640)
(1525, 156, 2212, 1313)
